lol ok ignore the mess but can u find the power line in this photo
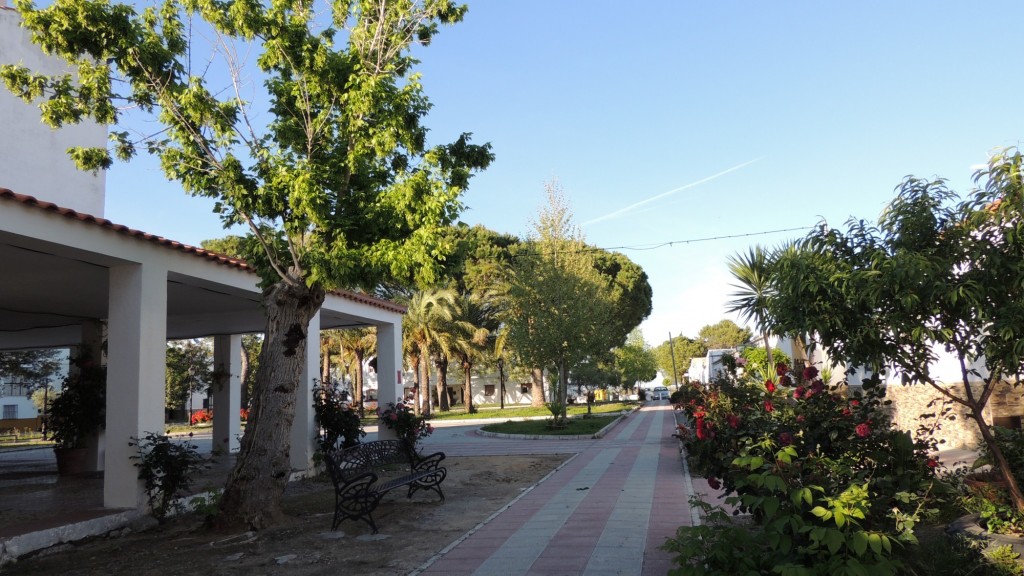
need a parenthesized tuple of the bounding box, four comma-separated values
(514, 226, 813, 258)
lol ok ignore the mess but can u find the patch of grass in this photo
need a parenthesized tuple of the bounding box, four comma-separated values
(481, 415, 619, 436)
(431, 402, 634, 421)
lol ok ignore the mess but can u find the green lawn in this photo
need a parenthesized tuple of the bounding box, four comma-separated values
(429, 401, 636, 421)
(480, 414, 619, 436)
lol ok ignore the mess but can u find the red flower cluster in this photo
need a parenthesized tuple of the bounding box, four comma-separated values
(802, 365, 819, 380)
(190, 408, 212, 425)
(855, 423, 871, 438)
(765, 379, 777, 393)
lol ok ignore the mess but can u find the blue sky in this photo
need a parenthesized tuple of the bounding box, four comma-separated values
(103, 1, 1024, 348)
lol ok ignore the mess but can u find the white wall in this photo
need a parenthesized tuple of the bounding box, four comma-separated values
(0, 7, 106, 215)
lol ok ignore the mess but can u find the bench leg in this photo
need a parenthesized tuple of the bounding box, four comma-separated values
(407, 469, 446, 501)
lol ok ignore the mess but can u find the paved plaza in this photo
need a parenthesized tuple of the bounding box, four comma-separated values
(0, 403, 707, 574)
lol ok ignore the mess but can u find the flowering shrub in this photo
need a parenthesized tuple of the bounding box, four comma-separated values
(666, 362, 939, 574)
(239, 408, 249, 421)
(313, 383, 365, 450)
(378, 402, 433, 449)
(189, 408, 212, 425)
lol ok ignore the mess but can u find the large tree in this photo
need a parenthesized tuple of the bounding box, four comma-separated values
(504, 182, 618, 421)
(3, 0, 491, 529)
(697, 319, 752, 350)
(165, 339, 213, 419)
(767, 150, 1024, 513)
(653, 335, 706, 386)
(613, 328, 658, 390)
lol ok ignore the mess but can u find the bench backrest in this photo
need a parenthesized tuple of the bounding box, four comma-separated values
(327, 439, 416, 483)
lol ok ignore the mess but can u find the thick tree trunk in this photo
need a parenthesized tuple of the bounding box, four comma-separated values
(972, 409, 1024, 512)
(410, 355, 421, 416)
(216, 279, 325, 531)
(558, 358, 569, 421)
(239, 345, 250, 409)
(461, 356, 473, 413)
(354, 350, 364, 411)
(418, 343, 431, 417)
(435, 356, 450, 411)
(530, 367, 545, 408)
(321, 346, 331, 387)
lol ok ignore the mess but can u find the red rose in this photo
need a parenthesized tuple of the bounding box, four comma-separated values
(926, 459, 938, 469)
(842, 408, 852, 416)
(850, 400, 860, 407)
(793, 386, 805, 399)
(855, 423, 870, 438)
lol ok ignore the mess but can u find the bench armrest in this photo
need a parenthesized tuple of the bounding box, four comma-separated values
(412, 451, 445, 473)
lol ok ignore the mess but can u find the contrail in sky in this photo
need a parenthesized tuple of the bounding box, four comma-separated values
(582, 158, 761, 226)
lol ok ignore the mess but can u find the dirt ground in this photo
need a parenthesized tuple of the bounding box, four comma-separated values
(5, 454, 569, 576)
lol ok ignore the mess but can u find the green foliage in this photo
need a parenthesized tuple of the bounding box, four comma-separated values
(0, 349, 64, 391)
(668, 363, 939, 573)
(313, 382, 365, 450)
(739, 346, 791, 381)
(164, 339, 213, 413)
(613, 329, 658, 388)
(130, 431, 205, 522)
(698, 319, 752, 350)
(654, 335, 707, 385)
(47, 357, 105, 449)
(985, 545, 1024, 576)
(767, 149, 1024, 513)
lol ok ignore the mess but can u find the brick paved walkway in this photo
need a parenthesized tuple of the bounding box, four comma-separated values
(414, 403, 692, 576)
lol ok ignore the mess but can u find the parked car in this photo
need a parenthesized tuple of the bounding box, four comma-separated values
(652, 386, 670, 401)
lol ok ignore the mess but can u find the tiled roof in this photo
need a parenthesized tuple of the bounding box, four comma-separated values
(0, 187, 406, 314)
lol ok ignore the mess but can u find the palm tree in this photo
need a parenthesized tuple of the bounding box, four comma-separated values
(451, 293, 492, 414)
(339, 327, 376, 415)
(725, 245, 776, 368)
(403, 289, 460, 417)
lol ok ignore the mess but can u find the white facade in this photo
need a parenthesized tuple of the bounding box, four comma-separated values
(0, 7, 107, 215)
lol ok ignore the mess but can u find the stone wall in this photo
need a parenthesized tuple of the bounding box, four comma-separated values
(882, 381, 1024, 450)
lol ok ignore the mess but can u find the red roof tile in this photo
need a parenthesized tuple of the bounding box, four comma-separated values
(0, 187, 406, 314)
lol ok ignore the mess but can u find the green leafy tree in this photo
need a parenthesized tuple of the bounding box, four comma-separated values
(504, 181, 617, 421)
(2, 0, 492, 529)
(165, 339, 213, 419)
(768, 149, 1024, 513)
(698, 319, 752, 350)
(613, 329, 657, 390)
(0, 349, 64, 392)
(654, 335, 707, 385)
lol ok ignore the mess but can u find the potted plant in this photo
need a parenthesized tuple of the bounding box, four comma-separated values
(47, 357, 106, 475)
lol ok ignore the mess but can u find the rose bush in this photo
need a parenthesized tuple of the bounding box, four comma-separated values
(666, 362, 940, 574)
(378, 402, 433, 450)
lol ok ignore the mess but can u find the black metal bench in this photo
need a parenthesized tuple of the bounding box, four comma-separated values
(323, 439, 446, 533)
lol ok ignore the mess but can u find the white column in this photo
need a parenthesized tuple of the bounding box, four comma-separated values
(375, 321, 402, 440)
(290, 312, 320, 471)
(79, 319, 105, 471)
(212, 334, 242, 455)
(104, 263, 166, 509)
